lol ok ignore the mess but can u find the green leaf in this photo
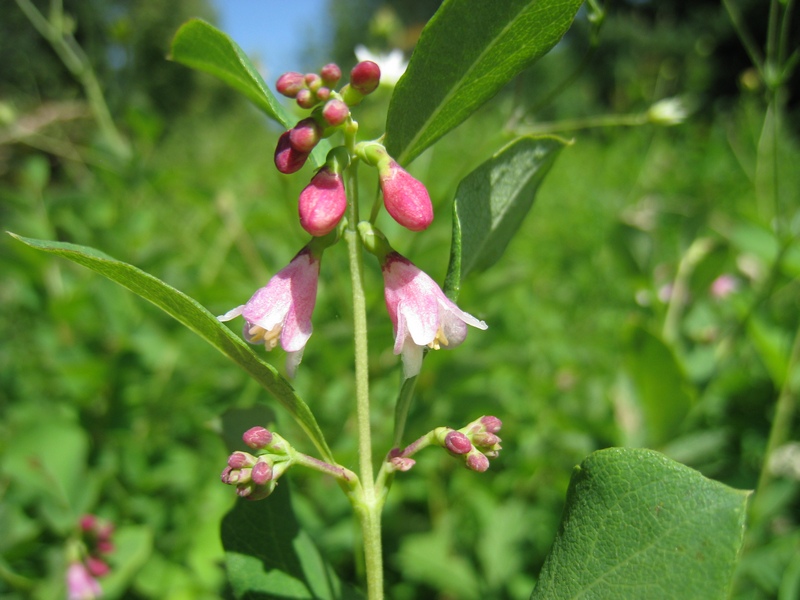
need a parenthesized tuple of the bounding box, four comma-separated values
(9, 233, 334, 463)
(222, 483, 363, 599)
(623, 325, 695, 447)
(169, 19, 328, 166)
(444, 136, 567, 299)
(385, 0, 583, 165)
(531, 448, 749, 600)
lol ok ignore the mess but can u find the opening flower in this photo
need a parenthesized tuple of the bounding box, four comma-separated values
(382, 252, 487, 379)
(67, 562, 102, 600)
(218, 246, 321, 377)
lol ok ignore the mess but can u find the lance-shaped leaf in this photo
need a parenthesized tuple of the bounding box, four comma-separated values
(385, 0, 583, 165)
(444, 136, 567, 299)
(9, 233, 334, 463)
(531, 448, 749, 600)
(169, 19, 328, 166)
(222, 484, 363, 599)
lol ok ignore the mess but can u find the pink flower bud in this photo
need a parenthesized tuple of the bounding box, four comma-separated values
(322, 99, 349, 127)
(296, 88, 316, 109)
(96, 540, 115, 555)
(289, 118, 322, 153)
(350, 61, 381, 94)
(242, 426, 273, 449)
(389, 456, 416, 471)
(227, 451, 256, 469)
(305, 73, 322, 92)
(79, 515, 97, 532)
(466, 451, 490, 472)
(472, 432, 501, 447)
(251, 460, 273, 485)
(85, 556, 110, 577)
(320, 63, 342, 86)
(274, 131, 309, 174)
(276, 71, 306, 98)
(481, 416, 503, 434)
(316, 87, 331, 101)
(299, 168, 347, 236)
(444, 430, 473, 455)
(379, 160, 433, 231)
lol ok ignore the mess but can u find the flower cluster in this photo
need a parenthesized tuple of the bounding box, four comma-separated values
(66, 515, 115, 600)
(220, 426, 294, 500)
(217, 61, 487, 381)
(436, 415, 503, 472)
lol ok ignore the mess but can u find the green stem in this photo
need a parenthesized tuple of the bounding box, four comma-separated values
(14, 0, 130, 159)
(344, 123, 384, 599)
(752, 321, 800, 515)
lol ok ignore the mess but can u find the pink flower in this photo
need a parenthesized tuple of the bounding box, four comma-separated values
(67, 562, 102, 600)
(382, 252, 487, 378)
(298, 167, 347, 236)
(378, 160, 433, 231)
(710, 274, 738, 299)
(218, 247, 320, 377)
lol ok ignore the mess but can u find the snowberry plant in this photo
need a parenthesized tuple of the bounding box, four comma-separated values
(11, 1, 751, 599)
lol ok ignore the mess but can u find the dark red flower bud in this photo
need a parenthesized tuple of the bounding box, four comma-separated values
(289, 118, 322, 153)
(276, 71, 306, 98)
(274, 131, 309, 174)
(85, 557, 110, 577)
(481, 416, 503, 434)
(466, 451, 490, 472)
(322, 99, 349, 127)
(296, 88, 316, 109)
(299, 168, 347, 236)
(444, 430, 473, 455)
(350, 61, 381, 95)
(242, 426, 273, 449)
(320, 63, 342, 86)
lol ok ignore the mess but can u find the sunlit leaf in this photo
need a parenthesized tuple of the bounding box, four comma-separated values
(9, 233, 334, 463)
(444, 136, 567, 299)
(169, 19, 328, 166)
(531, 448, 749, 600)
(385, 0, 583, 165)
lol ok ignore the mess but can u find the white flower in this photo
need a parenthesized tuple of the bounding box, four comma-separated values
(647, 97, 691, 126)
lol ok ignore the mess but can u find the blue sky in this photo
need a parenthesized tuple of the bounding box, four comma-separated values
(213, 0, 329, 85)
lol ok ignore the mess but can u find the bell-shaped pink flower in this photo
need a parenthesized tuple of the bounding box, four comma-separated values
(67, 562, 102, 600)
(218, 247, 320, 377)
(298, 167, 347, 236)
(382, 252, 487, 379)
(379, 160, 433, 231)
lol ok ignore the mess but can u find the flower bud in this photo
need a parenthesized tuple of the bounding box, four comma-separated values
(480, 416, 503, 434)
(316, 87, 331, 101)
(389, 455, 416, 472)
(339, 84, 364, 107)
(320, 63, 342, 86)
(322, 99, 349, 127)
(298, 167, 347, 236)
(96, 539, 115, 555)
(85, 557, 110, 577)
(472, 432, 501, 447)
(378, 160, 433, 231)
(465, 451, 490, 472)
(220, 466, 234, 484)
(228, 451, 256, 469)
(296, 88, 316, 109)
(276, 71, 306, 98)
(242, 426, 273, 449)
(247, 479, 278, 501)
(444, 430, 473, 455)
(274, 131, 309, 174)
(305, 73, 322, 92)
(79, 515, 97, 532)
(251, 460, 273, 485)
(289, 118, 322, 153)
(350, 61, 381, 94)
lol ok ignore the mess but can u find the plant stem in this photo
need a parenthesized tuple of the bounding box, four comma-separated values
(344, 124, 384, 599)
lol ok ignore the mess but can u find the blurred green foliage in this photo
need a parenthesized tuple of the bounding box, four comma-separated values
(1, 0, 799, 598)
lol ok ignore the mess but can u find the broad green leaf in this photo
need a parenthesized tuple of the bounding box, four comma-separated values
(169, 19, 328, 166)
(531, 448, 749, 600)
(444, 136, 567, 299)
(385, 0, 583, 165)
(623, 325, 695, 447)
(222, 483, 363, 599)
(9, 233, 333, 463)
